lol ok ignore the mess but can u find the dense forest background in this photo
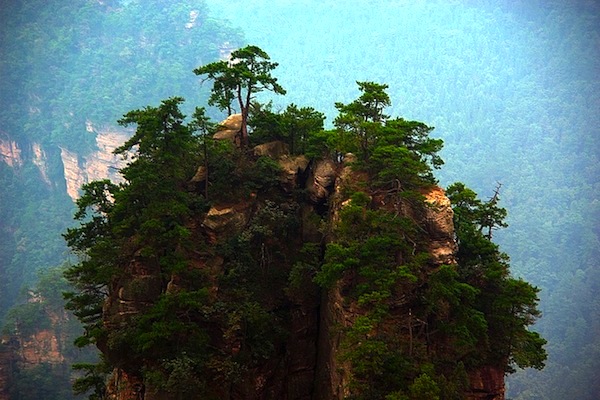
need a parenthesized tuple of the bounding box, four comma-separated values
(0, 0, 598, 399)
(0, 0, 243, 314)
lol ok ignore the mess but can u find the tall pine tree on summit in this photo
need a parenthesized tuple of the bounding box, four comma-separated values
(194, 45, 286, 146)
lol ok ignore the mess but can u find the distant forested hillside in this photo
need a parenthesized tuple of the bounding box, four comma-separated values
(0, 0, 242, 319)
(0, 0, 242, 153)
(203, 0, 600, 398)
(1, 2, 242, 397)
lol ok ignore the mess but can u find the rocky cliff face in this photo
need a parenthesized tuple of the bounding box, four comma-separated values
(0, 135, 23, 168)
(1, 124, 129, 200)
(61, 124, 128, 200)
(99, 118, 505, 399)
(466, 366, 506, 400)
(0, 124, 129, 398)
(11, 309, 67, 367)
(0, 300, 80, 399)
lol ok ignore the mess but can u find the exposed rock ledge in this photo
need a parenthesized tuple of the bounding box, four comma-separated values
(0, 135, 23, 167)
(61, 125, 129, 200)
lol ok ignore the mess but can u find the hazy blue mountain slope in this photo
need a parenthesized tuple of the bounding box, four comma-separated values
(0, 0, 242, 316)
(1, 1, 243, 398)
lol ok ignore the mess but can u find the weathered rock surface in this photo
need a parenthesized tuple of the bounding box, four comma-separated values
(16, 329, 65, 366)
(103, 256, 163, 331)
(202, 202, 252, 237)
(466, 366, 506, 400)
(251, 140, 310, 192)
(0, 135, 23, 167)
(31, 142, 51, 185)
(0, 305, 79, 398)
(60, 147, 86, 200)
(105, 369, 145, 400)
(189, 165, 207, 184)
(253, 140, 290, 158)
(61, 125, 128, 200)
(213, 113, 242, 141)
(2, 124, 129, 200)
(307, 158, 338, 203)
(0, 135, 53, 186)
(420, 185, 458, 265)
(278, 154, 309, 192)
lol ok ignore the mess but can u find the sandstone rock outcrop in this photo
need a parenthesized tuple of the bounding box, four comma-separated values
(31, 142, 51, 185)
(466, 366, 506, 400)
(421, 185, 458, 265)
(16, 329, 65, 366)
(0, 135, 23, 167)
(252, 140, 310, 193)
(189, 165, 207, 184)
(61, 125, 128, 200)
(315, 157, 462, 399)
(307, 158, 338, 203)
(213, 113, 242, 141)
(253, 140, 290, 158)
(278, 154, 309, 192)
(202, 202, 252, 237)
(0, 134, 54, 187)
(0, 300, 85, 399)
(60, 147, 87, 201)
(2, 124, 129, 200)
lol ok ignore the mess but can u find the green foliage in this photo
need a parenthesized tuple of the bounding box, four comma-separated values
(72, 359, 111, 400)
(63, 98, 210, 387)
(316, 189, 428, 398)
(202, 145, 284, 202)
(63, 99, 205, 349)
(144, 354, 206, 397)
(249, 102, 325, 153)
(194, 45, 286, 144)
(63, 90, 304, 395)
(2, 266, 73, 336)
(0, 0, 242, 324)
(62, 181, 122, 335)
(423, 265, 488, 367)
(0, 161, 74, 321)
(4, 2, 597, 397)
(447, 182, 547, 372)
(113, 97, 200, 264)
(2, 301, 50, 337)
(249, 156, 284, 190)
(313, 154, 544, 398)
(333, 81, 391, 160)
(327, 82, 443, 191)
(203, 4, 599, 395)
(9, 364, 75, 400)
(305, 112, 452, 397)
(0, 0, 241, 153)
(287, 242, 322, 297)
(124, 290, 211, 361)
(408, 373, 441, 400)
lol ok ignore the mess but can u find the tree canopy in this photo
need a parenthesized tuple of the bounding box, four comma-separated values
(193, 45, 286, 145)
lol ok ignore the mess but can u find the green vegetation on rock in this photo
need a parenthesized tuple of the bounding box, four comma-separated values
(63, 49, 545, 399)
